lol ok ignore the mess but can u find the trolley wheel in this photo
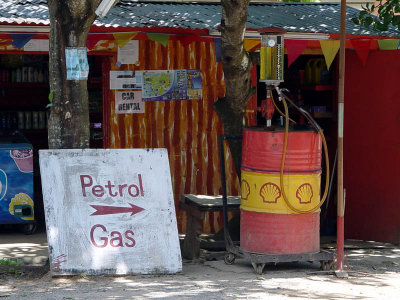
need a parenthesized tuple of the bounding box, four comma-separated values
(320, 260, 333, 271)
(224, 253, 236, 265)
(252, 263, 266, 275)
(328, 260, 335, 269)
(23, 222, 37, 235)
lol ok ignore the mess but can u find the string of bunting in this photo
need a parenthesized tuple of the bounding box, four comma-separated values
(3, 32, 400, 68)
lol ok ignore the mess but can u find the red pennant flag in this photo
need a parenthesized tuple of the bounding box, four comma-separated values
(286, 40, 308, 67)
(351, 39, 371, 66)
(86, 34, 109, 50)
(178, 35, 200, 47)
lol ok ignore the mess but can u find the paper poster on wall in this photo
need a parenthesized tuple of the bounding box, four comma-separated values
(117, 40, 139, 65)
(142, 69, 202, 101)
(186, 69, 203, 100)
(23, 39, 49, 52)
(65, 47, 89, 80)
(110, 70, 143, 90)
(115, 91, 144, 114)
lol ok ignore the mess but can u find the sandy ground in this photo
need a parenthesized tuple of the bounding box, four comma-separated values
(1, 228, 400, 299)
(1, 243, 400, 299)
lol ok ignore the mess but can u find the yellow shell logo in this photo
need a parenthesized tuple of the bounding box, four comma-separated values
(241, 179, 250, 200)
(9, 193, 34, 221)
(296, 183, 313, 204)
(259, 182, 281, 203)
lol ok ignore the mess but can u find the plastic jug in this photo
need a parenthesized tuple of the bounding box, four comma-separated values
(313, 58, 326, 85)
(305, 58, 316, 84)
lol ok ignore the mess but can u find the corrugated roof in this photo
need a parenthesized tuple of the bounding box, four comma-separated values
(0, 0, 399, 37)
(0, 0, 49, 25)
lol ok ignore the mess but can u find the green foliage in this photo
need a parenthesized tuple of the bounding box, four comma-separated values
(0, 259, 23, 275)
(47, 90, 54, 108)
(0, 258, 21, 267)
(354, 0, 400, 31)
(281, 0, 320, 2)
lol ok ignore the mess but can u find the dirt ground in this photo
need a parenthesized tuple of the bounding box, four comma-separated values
(1, 239, 400, 300)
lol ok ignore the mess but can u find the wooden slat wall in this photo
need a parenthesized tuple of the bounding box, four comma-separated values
(107, 39, 254, 233)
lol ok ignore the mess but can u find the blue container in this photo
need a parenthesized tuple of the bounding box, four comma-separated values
(0, 132, 34, 225)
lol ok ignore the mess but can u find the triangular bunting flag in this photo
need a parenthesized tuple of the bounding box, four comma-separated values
(320, 40, 340, 70)
(178, 35, 200, 47)
(351, 39, 371, 66)
(213, 38, 222, 62)
(86, 34, 108, 50)
(0, 35, 12, 47)
(377, 39, 399, 50)
(244, 39, 260, 52)
(10, 34, 36, 49)
(146, 33, 170, 47)
(285, 40, 308, 67)
(113, 32, 137, 49)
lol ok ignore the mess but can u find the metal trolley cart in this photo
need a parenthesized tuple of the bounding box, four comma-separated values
(219, 134, 334, 275)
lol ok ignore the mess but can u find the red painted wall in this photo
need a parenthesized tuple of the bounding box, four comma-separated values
(344, 50, 400, 243)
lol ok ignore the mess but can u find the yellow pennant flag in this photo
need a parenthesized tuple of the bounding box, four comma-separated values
(244, 39, 260, 51)
(320, 40, 340, 70)
(113, 32, 138, 49)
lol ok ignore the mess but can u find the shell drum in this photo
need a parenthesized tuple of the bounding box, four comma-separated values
(240, 128, 322, 254)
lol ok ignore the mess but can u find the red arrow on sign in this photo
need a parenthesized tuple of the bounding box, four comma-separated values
(90, 203, 144, 216)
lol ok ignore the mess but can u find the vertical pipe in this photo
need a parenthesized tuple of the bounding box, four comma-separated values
(337, 0, 346, 271)
(102, 56, 111, 148)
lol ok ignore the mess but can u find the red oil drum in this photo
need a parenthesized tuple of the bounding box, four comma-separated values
(240, 127, 322, 254)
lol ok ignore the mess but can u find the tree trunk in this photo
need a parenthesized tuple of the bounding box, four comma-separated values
(47, 0, 101, 149)
(214, 0, 254, 179)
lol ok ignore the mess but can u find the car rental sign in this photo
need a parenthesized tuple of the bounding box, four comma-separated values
(39, 149, 181, 275)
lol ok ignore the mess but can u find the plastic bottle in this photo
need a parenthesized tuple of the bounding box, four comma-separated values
(22, 66, 28, 82)
(18, 112, 24, 129)
(28, 67, 34, 82)
(15, 68, 21, 82)
(305, 59, 315, 84)
(11, 69, 16, 83)
(320, 65, 331, 84)
(33, 68, 39, 83)
(38, 68, 44, 82)
(313, 58, 325, 85)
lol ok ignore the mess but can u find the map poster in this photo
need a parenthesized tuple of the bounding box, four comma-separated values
(110, 70, 143, 90)
(142, 69, 202, 101)
(186, 69, 203, 100)
(115, 91, 144, 114)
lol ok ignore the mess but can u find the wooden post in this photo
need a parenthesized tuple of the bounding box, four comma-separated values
(336, 0, 346, 275)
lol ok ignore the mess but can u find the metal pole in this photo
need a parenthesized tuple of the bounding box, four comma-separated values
(336, 0, 346, 274)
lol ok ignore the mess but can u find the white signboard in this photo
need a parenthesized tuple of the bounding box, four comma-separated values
(39, 149, 182, 275)
(115, 91, 144, 114)
(117, 40, 139, 65)
(110, 70, 143, 90)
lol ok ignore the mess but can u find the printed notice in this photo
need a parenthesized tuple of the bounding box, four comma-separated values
(65, 47, 89, 80)
(110, 70, 143, 90)
(115, 91, 144, 114)
(117, 40, 139, 65)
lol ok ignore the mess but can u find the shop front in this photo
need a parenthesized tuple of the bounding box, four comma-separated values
(1, 1, 400, 243)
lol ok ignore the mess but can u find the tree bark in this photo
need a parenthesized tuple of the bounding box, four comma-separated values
(214, 0, 254, 179)
(47, 0, 101, 149)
